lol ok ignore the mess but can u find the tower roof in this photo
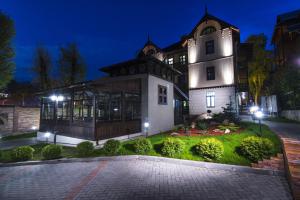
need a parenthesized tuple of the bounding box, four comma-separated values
(189, 12, 239, 36)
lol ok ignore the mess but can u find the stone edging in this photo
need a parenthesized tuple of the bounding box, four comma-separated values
(0, 155, 284, 176)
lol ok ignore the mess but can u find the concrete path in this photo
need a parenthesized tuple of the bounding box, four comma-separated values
(263, 121, 300, 140)
(0, 157, 292, 200)
(0, 138, 38, 150)
(240, 115, 300, 140)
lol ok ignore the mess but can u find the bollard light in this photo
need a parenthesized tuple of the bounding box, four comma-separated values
(254, 111, 264, 137)
(144, 122, 150, 128)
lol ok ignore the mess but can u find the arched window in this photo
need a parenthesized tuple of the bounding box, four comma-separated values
(146, 49, 156, 55)
(201, 26, 216, 35)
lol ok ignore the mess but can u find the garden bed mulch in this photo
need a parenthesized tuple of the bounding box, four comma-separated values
(174, 127, 244, 137)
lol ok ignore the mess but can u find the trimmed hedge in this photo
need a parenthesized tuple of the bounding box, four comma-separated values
(133, 138, 152, 154)
(194, 138, 224, 161)
(103, 139, 121, 155)
(77, 141, 94, 157)
(239, 136, 274, 162)
(11, 146, 35, 161)
(42, 144, 62, 160)
(161, 138, 184, 157)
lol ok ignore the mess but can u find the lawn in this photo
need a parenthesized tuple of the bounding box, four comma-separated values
(0, 132, 37, 141)
(0, 122, 282, 166)
(118, 122, 282, 166)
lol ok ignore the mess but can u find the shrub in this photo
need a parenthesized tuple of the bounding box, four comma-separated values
(196, 121, 208, 130)
(239, 136, 274, 162)
(161, 138, 184, 157)
(103, 139, 121, 155)
(41, 144, 62, 160)
(212, 103, 240, 124)
(194, 138, 224, 161)
(77, 141, 94, 156)
(11, 146, 35, 161)
(133, 138, 152, 154)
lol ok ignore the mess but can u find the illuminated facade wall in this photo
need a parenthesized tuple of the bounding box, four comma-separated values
(188, 19, 238, 115)
(189, 86, 235, 115)
(189, 57, 234, 88)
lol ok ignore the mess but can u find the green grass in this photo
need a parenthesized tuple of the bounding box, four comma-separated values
(0, 122, 282, 166)
(265, 116, 300, 124)
(118, 122, 281, 166)
(1, 132, 37, 141)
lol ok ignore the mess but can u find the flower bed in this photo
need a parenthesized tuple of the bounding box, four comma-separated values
(175, 126, 243, 137)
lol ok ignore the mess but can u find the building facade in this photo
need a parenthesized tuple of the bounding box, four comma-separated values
(140, 12, 251, 116)
(272, 9, 300, 70)
(37, 10, 251, 144)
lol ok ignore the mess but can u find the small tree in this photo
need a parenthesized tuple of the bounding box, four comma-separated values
(58, 43, 86, 85)
(32, 46, 52, 90)
(246, 34, 272, 105)
(273, 67, 300, 109)
(0, 12, 15, 89)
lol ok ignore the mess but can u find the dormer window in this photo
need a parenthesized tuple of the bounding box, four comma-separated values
(201, 26, 216, 35)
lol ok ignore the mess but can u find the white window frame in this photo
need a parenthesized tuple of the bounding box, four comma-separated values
(206, 91, 215, 108)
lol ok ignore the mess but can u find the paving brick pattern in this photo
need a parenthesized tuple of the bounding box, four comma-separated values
(281, 137, 300, 199)
(251, 153, 285, 171)
(0, 159, 292, 200)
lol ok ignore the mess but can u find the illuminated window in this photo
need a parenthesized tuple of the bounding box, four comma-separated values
(206, 91, 215, 108)
(206, 40, 214, 54)
(179, 55, 186, 64)
(201, 26, 216, 35)
(158, 85, 167, 105)
(168, 58, 173, 67)
(206, 66, 215, 80)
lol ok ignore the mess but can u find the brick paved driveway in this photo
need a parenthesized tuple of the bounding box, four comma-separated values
(0, 157, 292, 200)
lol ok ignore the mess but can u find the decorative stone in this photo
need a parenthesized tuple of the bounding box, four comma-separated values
(198, 130, 208, 134)
(225, 129, 231, 134)
(170, 132, 179, 136)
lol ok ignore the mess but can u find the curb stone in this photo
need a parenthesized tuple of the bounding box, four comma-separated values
(0, 155, 285, 176)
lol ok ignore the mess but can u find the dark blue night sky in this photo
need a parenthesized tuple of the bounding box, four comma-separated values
(1, 0, 300, 82)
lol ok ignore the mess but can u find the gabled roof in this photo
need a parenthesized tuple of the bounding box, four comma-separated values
(99, 56, 182, 75)
(189, 13, 239, 36)
(162, 40, 185, 53)
(142, 39, 161, 51)
(277, 9, 300, 24)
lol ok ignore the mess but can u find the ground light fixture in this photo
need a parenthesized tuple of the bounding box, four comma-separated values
(31, 126, 37, 130)
(254, 111, 264, 136)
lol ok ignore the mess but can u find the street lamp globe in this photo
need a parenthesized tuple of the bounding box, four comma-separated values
(255, 111, 264, 119)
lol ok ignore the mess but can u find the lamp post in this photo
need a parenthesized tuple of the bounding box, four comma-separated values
(250, 106, 259, 121)
(254, 111, 264, 137)
(50, 95, 64, 144)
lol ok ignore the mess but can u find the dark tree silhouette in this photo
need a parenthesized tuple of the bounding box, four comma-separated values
(32, 46, 52, 90)
(0, 11, 15, 89)
(58, 43, 86, 85)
